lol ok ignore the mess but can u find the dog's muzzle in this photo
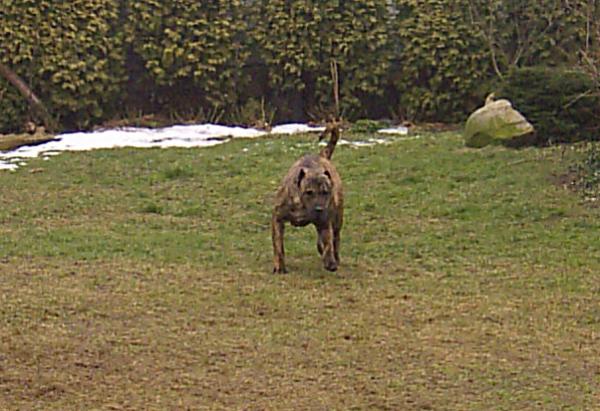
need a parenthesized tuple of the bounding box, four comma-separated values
(312, 207, 329, 225)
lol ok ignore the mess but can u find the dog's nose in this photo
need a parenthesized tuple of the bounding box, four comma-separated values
(314, 206, 324, 213)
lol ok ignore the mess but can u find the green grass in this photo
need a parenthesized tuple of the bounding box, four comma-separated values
(1, 131, 599, 410)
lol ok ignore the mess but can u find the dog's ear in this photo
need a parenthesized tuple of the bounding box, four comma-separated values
(297, 168, 306, 188)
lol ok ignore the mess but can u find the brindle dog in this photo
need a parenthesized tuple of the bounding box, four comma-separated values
(272, 124, 343, 273)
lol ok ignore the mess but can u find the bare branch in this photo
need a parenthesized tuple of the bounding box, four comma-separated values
(0, 62, 56, 132)
(467, 0, 504, 79)
(330, 59, 340, 119)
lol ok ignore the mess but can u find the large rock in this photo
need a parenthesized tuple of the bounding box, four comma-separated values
(464, 95, 534, 148)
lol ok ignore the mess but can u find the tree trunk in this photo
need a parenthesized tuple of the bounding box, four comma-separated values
(0, 62, 55, 132)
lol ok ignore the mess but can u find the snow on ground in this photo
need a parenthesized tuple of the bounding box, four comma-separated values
(377, 126, 409, 135)
(0, 123, 407, 171)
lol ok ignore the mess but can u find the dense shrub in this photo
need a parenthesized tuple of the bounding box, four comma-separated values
(0, 1, 598, 133)
(390, 0, 490, 122)
(248, 0, 392, 120)
(499, 67, 600, 144)
(125, 0, 249, 117)
(0, 0, 125, 131)
(0, 78, 28, 133)
(0, 1, 43, 132)
(467, 0, 597, 72)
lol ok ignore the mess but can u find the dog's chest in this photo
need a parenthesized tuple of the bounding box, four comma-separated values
(288, 204, 312, 227)
(288, 203, 332, 228)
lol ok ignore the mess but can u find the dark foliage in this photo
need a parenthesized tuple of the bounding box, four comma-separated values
(499, 67, 600, 145)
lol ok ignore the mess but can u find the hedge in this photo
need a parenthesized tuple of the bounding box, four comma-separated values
(248, 0, 393, 120)
(0, 0, 125, 132)
(0, 0, 598, 134)
(125, 0, 248, 116)
(391, 0, 490, 122)
(499, 67, 600, 145)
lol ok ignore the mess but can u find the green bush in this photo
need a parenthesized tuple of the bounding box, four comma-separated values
(391, 0, 490, 122)
(499, 67, 600, 144)
(0, 78, 28, 133)
(0, 1, 598, 132)
(467, 0, 596, 71)
(0, 0, 125, 132)
(0, 1, 42, 132)
(248, 0, 393, 119)
(125, 0, 249, 116)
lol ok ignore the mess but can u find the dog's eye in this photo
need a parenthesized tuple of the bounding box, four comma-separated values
(305, 190, 315, 196)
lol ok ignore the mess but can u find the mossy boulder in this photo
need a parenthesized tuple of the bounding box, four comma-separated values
(464, 97, 534, 148)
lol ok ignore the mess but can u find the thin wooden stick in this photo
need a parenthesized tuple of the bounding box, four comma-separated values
(330, 59, 340, 120)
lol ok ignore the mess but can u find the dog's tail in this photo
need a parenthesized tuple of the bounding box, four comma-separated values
(319, 120, 341, 160)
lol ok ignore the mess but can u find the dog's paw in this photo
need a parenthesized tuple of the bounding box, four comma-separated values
(273, 266, 288, 274)
(324, 260, 338, 272)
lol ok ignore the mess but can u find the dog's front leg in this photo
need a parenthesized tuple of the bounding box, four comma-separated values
(318, 224, 338, 272)
(272, 215, 287, 273)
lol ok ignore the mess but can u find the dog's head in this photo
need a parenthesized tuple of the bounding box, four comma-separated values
(296, 167, 334, 223)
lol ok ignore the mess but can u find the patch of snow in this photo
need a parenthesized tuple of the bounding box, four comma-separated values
(0, 162, 18, 171)
(271, 124, 326, 135)
(377, 126, 409, 135)
(1, 123, 327, 170)
(336, 138, 389, 147)
(0, 122, 394, 171)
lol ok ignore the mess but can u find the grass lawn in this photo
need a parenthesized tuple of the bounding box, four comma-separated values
(0, 131, 598, 410)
